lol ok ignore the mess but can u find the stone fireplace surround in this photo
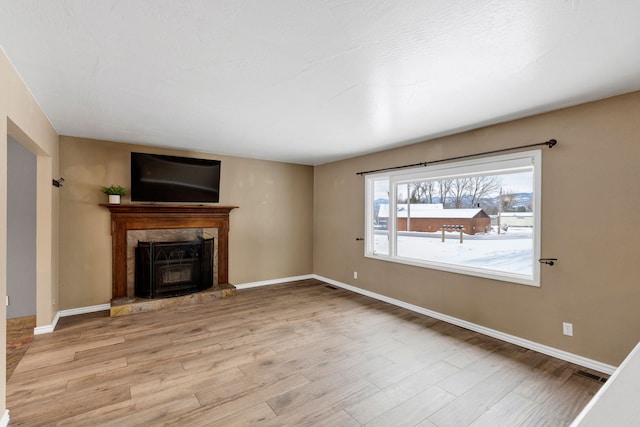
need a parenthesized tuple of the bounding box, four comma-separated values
(101, 204, 237, 304)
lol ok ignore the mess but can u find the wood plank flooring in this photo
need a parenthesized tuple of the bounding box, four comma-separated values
(6, 315, 36, 380)
(6, 279, 606, 426)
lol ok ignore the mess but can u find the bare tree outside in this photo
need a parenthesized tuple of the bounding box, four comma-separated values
(451, 177, 471, 208)
(437, 180, 452, 207)
(409, 181, 438, 203)
(401, 175, 504, 209)
(468, 176, 502, 207)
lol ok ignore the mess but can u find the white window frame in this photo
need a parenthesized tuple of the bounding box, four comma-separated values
(365, 150, 542, 286)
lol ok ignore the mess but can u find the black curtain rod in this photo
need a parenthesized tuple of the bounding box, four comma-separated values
(356, 139, 557, 176)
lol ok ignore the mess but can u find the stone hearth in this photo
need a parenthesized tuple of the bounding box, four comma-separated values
(110, 283, 236, 316)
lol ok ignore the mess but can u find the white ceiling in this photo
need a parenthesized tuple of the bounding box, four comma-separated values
(2, 1, 640, 165)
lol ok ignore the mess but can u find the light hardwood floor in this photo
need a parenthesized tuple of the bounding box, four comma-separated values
(6, 316, 36, 380)
(6, 279, 606, 426)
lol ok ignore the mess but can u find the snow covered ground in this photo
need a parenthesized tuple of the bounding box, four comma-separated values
(374, 227, 533, 276)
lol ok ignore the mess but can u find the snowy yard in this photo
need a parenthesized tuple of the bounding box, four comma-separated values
(374, 227, 533, 276)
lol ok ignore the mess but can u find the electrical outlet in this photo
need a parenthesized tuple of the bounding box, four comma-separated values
(563, 322, 573, 336)
(354, 271, 358, 279)
(5, 296, 8, 306)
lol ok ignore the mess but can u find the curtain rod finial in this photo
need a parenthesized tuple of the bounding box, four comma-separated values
(547, 139, 557, 148)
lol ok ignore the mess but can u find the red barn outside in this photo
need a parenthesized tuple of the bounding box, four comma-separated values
(378, 204, 491, 235)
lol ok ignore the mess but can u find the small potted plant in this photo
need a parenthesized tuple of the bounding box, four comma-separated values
(101, 185, 127, 204)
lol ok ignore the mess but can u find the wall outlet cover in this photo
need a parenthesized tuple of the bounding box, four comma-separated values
(563, 322, 573, 336)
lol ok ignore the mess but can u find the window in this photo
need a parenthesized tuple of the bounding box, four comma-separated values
(365, 150, 541, 286)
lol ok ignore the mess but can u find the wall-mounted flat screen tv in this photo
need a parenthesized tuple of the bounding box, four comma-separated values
(131, 152, 221, 203)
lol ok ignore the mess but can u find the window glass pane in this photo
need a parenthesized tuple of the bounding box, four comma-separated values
(394, 170, 533, 276)
(372, 179, 389, 255)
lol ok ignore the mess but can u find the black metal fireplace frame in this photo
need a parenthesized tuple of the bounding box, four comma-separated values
(135, 237, 214, 299)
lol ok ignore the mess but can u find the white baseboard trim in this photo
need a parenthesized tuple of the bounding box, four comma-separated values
(312, 274, 617, 375)
(33, 303, 111, 335)
(235, 274, 315, 289)
(0, 409, 9, 427)
(34, 311, 59, 335)
(58, 303, 111, 317)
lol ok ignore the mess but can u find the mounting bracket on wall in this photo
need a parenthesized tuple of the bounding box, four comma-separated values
(52, 177, 65, 187)
(539, 258, 558, 266)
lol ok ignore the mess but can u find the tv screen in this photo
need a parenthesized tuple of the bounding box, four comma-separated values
(131, 152, 221, 203)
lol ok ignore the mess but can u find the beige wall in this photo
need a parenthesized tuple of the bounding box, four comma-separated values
(314, 91, 640, 367)
(59, 136, 314, 309)
(1, 49, 59, 419)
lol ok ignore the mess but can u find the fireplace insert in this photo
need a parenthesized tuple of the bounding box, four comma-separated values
(135, 237, 214, 298)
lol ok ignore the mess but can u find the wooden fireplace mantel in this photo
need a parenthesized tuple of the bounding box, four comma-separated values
(100, 204, 238, 300)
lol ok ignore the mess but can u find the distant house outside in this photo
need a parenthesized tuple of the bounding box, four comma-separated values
(493, 212, 534, 228)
